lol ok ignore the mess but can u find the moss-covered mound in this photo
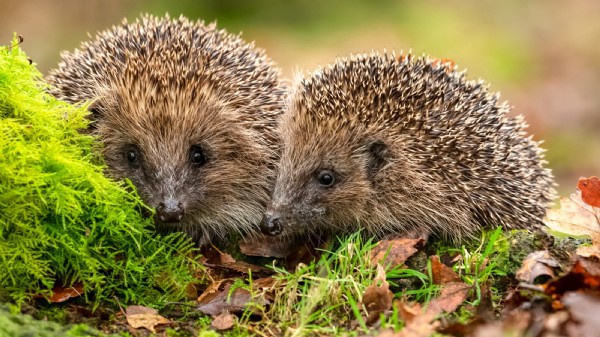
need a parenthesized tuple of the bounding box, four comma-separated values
(0, 39, 201, 305)
(0, 304, 118, 337)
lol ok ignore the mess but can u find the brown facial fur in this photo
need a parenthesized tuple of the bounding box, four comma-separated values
(265, 53, 556, 241)
(47, 15, 285, 241)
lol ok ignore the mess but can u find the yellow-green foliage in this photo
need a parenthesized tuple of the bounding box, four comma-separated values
(0, 40, 200, 305)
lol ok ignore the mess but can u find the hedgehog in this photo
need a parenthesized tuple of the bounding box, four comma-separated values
(47, 15, 286, 243)
(260, 53, 556, 241)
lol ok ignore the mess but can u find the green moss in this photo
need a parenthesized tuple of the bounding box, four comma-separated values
(0, 304, 120, 337)
(0, 39, 202, 306)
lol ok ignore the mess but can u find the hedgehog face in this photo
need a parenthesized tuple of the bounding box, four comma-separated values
(46, 15, 286, 243)
(262, 116, 384, 237)
(97, 83, 270, 241)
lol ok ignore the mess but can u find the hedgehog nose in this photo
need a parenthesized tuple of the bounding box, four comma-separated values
(156, 200, 184, 223)
(261, 212, 283, 236)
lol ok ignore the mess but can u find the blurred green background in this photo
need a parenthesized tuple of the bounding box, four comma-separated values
(2, 0, 599, 194)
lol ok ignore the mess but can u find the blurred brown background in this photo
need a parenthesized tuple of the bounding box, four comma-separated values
(2, 0, 598, 194)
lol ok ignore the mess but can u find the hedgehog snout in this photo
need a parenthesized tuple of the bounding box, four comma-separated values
(261, 211, 283, 236)
(156, 198, 185, 223)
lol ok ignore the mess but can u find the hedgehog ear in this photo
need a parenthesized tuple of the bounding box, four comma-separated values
(365, 140, 389, 178)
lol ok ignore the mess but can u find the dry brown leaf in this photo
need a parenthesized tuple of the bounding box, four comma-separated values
(197, 279, 225, 303)
(362, 264, 394, 325)
(391, 282, 468, 337)
(392, 300, 437, 337)
(239, 234, 300, 258)
(515, 250, 559, 284)
(395, 300, 422, 325)
(125, 305, 171, 333)
(252, 277, 276, 290)
(396, 309, 438, 337)
(220, 253, 236, 264)
(211, 311, 236, 330)
(544, 191, 600, 242)
(197, 282, 268, 316)
(430, 255, 461, 285)
(578, 176, 600, 208)
(47, 283, 84, 303)
(544, 190, 600, 257)
(575, 245, 600, 259)
(545, 258, 600, 304)
(429, 282, 470, 313)
(370, 237, 422, 267)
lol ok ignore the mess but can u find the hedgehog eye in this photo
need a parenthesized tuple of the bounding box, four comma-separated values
(190, 145, 206, 167)
(124, 145, 141, 168)
(317, 170, 336, 187)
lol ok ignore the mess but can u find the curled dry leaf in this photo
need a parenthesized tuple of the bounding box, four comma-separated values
(395, 300, 422, 325)
(390, 282, 469, 337)
(391, 300, 437, 337)
(430, 255, 461, 285)
(362, 264, 394, 325)
(515, 250, 559, 284)
(220, 253, 236, 264)
(211, 311, 236, 330)
(370, 237, 422, 267)
(197, 282, 268, 316)
(544, 191, 600, 241)
(197, 279, 226, 304)
(544, 190, 600, 258)
(545, 258, 600, 300)
(47, 283, 84, 303)
(125, 305, 171, 333)
(430, 282, 471, 314)
(220, 261, 272, 275)
(578, 176, 600, 208)
(396, 307, 438, 337)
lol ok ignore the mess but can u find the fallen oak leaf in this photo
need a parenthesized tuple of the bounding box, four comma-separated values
(197, 283, 268, 316)
(197, 279, 226, 304)
(125, 305, 170, 333)
(578, 176, 600, 208)
(430, 255, 461, 285)
(211, 311, 236, 330)
(429, 282, 471, 314)
(220, 261, 272, 275)
(397, 304, 439, 337)
(370, 237, 423, 268)
(544, 191, 600, 240)
(220, 253, 236, 264)
(391, 300, 438, 337)
(390, 282, 469, 337)
(395, 300, 422, 325)
(544, 190, 600, 258)
(47, 282, 84, 303)
(575, 245, 600, 259)
(545, 258, 600, 304)
(515, 250, 559, 284)
(362, 264, 394, 325)
(252, 276, 276, 291)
